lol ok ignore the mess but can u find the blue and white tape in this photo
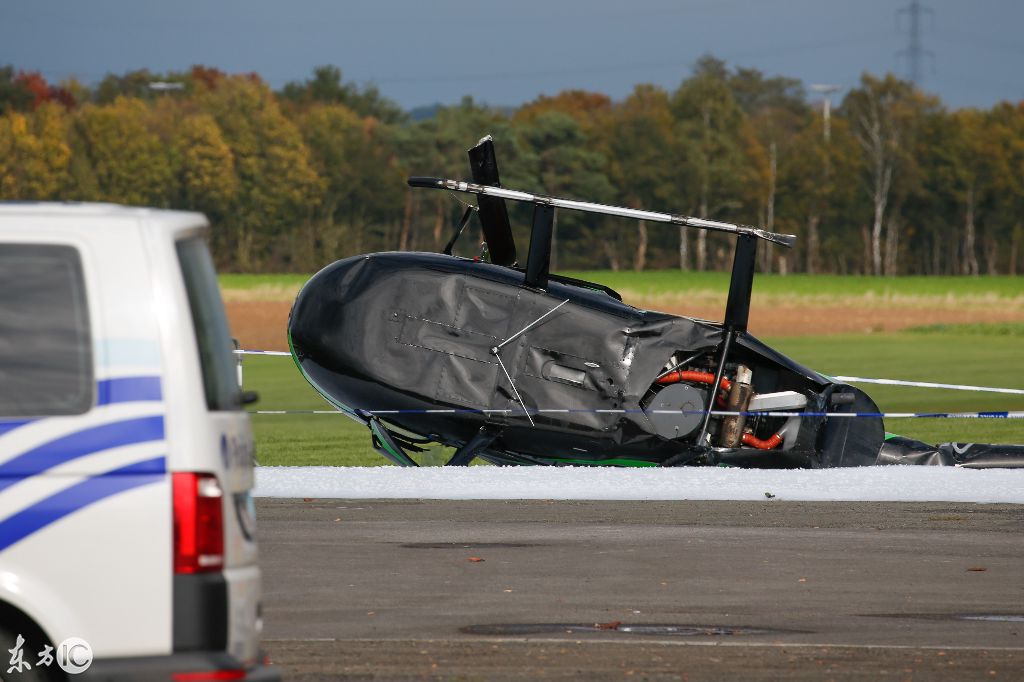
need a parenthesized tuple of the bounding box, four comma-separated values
(247, 407, 1024, 420)
(237, 349, 1024, 419)
(234, 349, 291, 356)
(831, 376, 1024, 396)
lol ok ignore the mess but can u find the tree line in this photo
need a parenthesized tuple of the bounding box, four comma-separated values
(1, 59, 1022, 275)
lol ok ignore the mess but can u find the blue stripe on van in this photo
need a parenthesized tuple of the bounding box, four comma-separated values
(0, 378, 160, 437)
(97, 376, 163, 405)
(0, 416, 164, 493)
(0, 421, 32, 438)
(0, 456, 165, 552)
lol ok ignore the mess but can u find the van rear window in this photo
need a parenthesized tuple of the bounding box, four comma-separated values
(0, 244, 93, 417)
(176, 237, 241, 411)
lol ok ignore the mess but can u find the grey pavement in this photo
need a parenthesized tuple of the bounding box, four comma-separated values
(257, 499, 1024, 680)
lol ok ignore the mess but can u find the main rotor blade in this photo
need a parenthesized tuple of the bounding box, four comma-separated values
(408, 177, 796, 248)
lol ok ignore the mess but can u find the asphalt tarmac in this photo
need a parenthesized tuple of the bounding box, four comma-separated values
(257, 499, 1024, 680)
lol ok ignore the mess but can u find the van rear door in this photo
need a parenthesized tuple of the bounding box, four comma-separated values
(172, 235, 261, 666)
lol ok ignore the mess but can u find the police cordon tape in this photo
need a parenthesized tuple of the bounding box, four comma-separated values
(234, 349, 1024, 419)
(831, 376, 1024, 396)
(246, 408, 1024, 420)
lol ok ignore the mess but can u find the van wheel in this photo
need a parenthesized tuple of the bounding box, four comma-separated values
(0, 622, 65, 682)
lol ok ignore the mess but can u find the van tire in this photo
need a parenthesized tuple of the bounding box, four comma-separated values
(0, 621, 65, 682)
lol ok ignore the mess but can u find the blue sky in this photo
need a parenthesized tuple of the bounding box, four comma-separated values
(2, 0, 1021, 110)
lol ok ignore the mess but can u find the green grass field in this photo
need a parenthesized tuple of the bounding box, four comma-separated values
(220, 273, 313, 290)
(221, 271, 1024, 301)
(243, 330, 1024, 467)
(562, 271, 1024, 301)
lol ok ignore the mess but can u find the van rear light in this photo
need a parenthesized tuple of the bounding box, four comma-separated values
(171, 670, 245, 681)
(173, 472, 224, 574)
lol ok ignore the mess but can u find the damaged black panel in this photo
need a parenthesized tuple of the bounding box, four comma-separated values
(289, 251, 891, 467)
(878, 437, 1024, 468)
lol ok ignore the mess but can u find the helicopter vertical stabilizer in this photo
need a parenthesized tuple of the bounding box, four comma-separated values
(467, 136, 517, 266)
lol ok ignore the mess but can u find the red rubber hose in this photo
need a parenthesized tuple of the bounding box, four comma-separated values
(742, 432, 783, 450)
(655, 370, 731, 407)
(656, 370, 731, 391)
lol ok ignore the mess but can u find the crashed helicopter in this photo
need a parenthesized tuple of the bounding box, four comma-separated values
(287, 137, 1024, 469)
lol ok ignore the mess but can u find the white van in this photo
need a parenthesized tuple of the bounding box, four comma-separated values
(0, 204, 278, 681)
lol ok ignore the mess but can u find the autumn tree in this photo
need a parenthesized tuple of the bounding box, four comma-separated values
(0, 66, 34, 113)
(778, 112, 862, 274)
(727, 68, 809, 273)
(196, 76, 323, 270)
(671, 57, 747, 270)
(978, 103, 1024, 274)
(175, 114, 239, 222)
(514, 90, 612, 132)
(69, 97, 173, 206)
(280, 66, 406, 125)
(299, 104, 403, 265)
(0, 61, 1020, 275)
(0, 68, 75, 114)
(604, 84, 682, 271)
(728, 68, 806, 120)
(517, 111, 613, 269)
(0, 103, 71, 199)
(398, 98, 528, 258)
(841, 74, 938, 275)
(93, 69, 194, 104)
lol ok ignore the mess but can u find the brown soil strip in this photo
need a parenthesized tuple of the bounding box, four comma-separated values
(225, 298, 1024, 352)
(653, 302, 1024, 338)
(227, 300, 294, 352)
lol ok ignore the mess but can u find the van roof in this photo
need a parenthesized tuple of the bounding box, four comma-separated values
(0, 202, 207, 231)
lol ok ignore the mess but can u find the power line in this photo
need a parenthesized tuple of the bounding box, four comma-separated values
(896, 0, 935, 85)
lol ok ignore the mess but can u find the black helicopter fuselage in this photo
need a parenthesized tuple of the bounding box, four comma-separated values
(288, 251, 884, 468)
(284, 136, 1024, 469)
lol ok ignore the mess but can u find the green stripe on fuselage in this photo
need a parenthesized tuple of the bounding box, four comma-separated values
(287, 330, 364, 423)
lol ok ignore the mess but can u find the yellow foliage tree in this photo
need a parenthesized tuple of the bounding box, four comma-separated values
(71, 96, 173, 206)
(175, 113, 239, 219)
(195, 76, 323, 270)
(0, 102, 71, 199)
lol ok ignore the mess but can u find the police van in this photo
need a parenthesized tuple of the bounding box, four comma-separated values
(0, 204, 278, 681)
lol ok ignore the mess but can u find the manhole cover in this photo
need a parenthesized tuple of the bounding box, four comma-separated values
(461, 623, 780, 637)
